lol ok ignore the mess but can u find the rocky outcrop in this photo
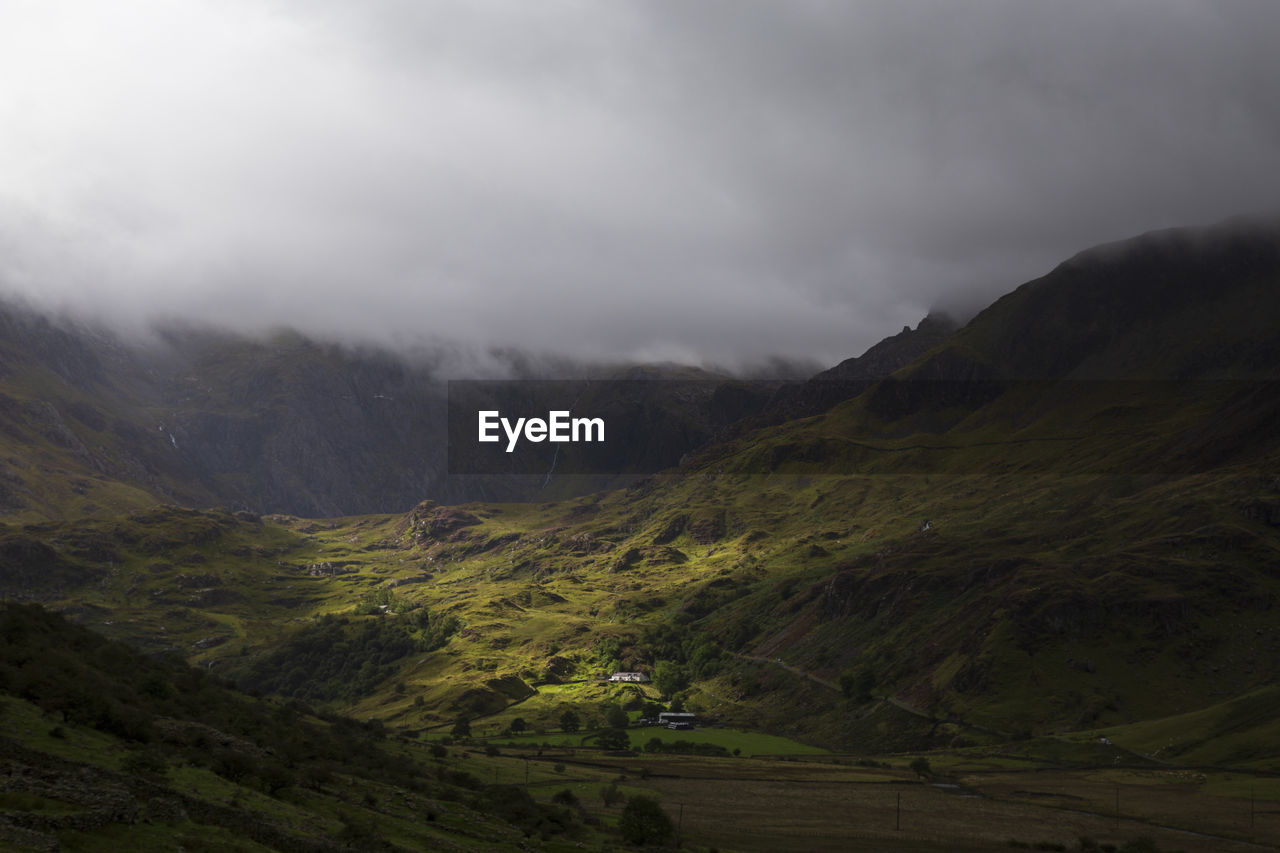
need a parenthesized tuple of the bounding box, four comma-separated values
(763, 312, 959, 421)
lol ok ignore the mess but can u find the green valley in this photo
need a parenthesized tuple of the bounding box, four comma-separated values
(2, 217, 1279, 850)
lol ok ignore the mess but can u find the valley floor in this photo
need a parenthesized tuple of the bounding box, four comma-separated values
(433, 737, 1280, 853)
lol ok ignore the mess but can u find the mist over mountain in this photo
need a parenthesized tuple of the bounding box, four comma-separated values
(5, 3, 1280, 369)
(1, 217, 1279, 850)
(0, 300, 816, 518)
(0, 215, 1275, 520)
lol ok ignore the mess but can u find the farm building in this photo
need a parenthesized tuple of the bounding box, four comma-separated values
(609, 671, 650, 683)
(658, 712, 696, 729)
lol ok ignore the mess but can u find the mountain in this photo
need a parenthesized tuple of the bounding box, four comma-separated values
(0, 306, 455, 519)
(917, 215, 1280, 382)
(0, 308, 785, 520)
(817, 310, 960, 382)
(758, 309, 959, 423)
(1, 216, 1278, 781)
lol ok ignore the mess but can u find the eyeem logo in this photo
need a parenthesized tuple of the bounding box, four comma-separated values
(478, 410, 605, 453)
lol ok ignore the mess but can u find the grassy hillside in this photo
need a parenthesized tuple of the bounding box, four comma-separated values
(0, 602, 608, 851)
(6, 375, 1278, 757)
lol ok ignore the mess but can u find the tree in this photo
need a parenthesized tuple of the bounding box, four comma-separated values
(602, 702, 629, 730)
(618, 795, 674, 845)
(653, 661, 689, 698)
(840, 669, 875, 702)
(451, 715, 471, 739)
(600, 781, 623, 807)
(597, 728, 630, 750)
(509, 717, 527, 733)
(559, 709, 580, 733)
(909, 756, 931, 778)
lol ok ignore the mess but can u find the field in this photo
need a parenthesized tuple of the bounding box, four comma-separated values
(403, 738, 1280, 853)
(472, 724, 828, 756)
(401, 702, 1280, 853)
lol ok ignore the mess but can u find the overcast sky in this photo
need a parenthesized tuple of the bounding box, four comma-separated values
(2, 1, 1278, 368)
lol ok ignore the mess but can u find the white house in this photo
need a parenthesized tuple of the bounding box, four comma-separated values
(609, 671, 650, 683)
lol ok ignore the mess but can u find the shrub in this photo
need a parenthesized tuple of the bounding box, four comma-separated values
(602, 702, 629, 729)
(559, 709, 580, 733)
(618, 795, 673, 846)
(596, 728, 630, 751)
(552, 788, 579, 806)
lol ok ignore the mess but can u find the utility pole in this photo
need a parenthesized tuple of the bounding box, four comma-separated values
(896, 792, 901, 831)
(677, 802, 684, 846)
(1114, 784, 1120, 828)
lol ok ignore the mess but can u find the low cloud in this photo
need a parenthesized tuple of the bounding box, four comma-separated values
(2, 1, 1278, 368)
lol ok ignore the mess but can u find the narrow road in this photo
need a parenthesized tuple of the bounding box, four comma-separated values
(885, 695, 932, 720)
(731, 652, 841, 692)
(733, 654, 1007, 736)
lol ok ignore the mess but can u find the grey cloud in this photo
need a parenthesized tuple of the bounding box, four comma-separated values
(1, 0, 1278, 369)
